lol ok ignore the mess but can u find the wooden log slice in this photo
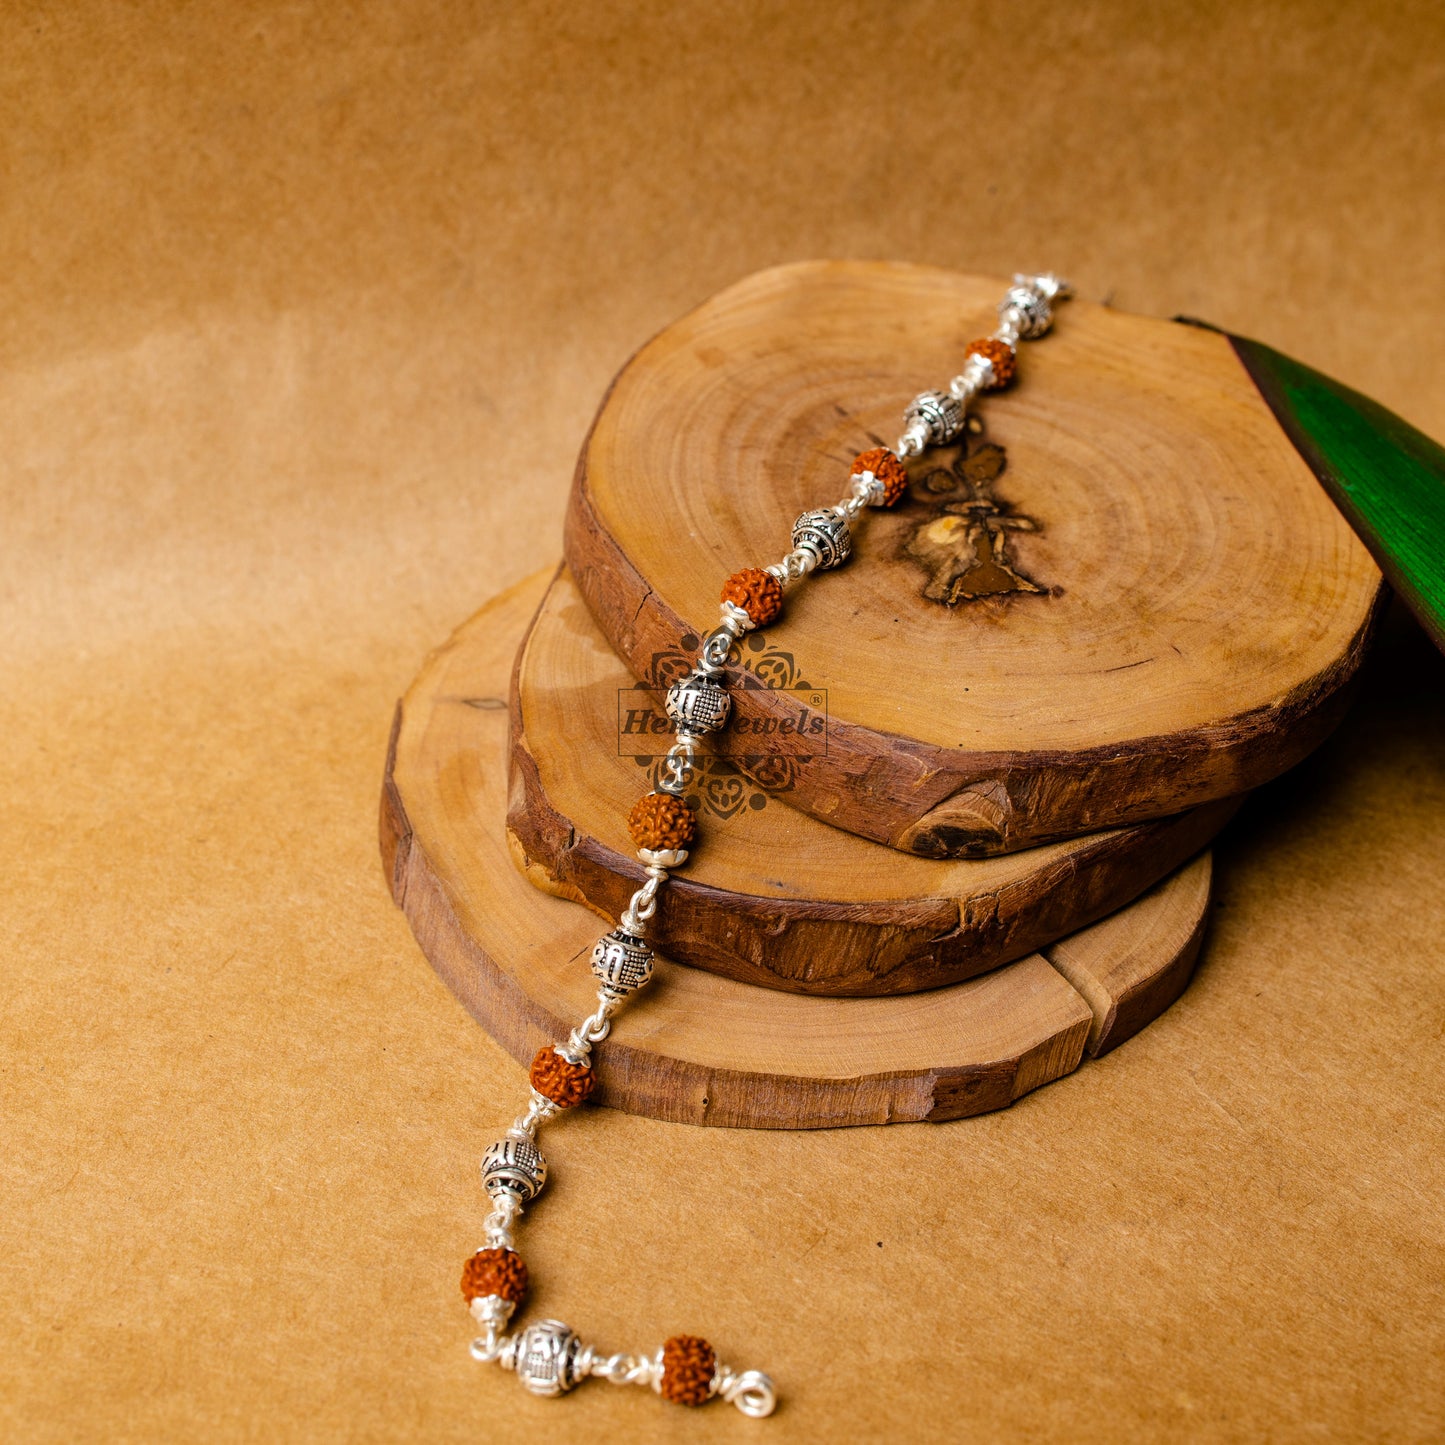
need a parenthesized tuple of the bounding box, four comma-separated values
(1045, 850, 1213, 1058)
(381, 569, 1216, 1129)
(508, 565, 1239, 996)
(564, 260, 1385, 856)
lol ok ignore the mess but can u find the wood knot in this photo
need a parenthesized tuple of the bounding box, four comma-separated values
(898, 782, 1012, 858)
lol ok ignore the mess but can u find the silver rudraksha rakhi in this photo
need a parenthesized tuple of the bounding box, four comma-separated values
(460, 273, 1072, 1418)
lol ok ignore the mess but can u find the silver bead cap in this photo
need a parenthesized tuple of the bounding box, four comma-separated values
(848, 469, 887, 509)
(469, 1294, 516, 1330)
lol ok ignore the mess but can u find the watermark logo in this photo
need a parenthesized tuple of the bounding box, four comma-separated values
(621, 634, 826, 820)
(904, 434, 1051, 604)
(617, 687, 827, 758)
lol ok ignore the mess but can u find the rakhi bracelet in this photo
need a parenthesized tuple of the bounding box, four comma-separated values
(461, 272, 1072, 1417)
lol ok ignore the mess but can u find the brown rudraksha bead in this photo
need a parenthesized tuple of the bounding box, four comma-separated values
(529, 1046, 598, 1108)
(964, 336, 1018, 389)
(720, 566, 784, 627)
(659, 1334, 716, 1406)
(627, 791, 697, 852)
(460, 1246, 528, 1305)
(851, 446, 910, 506)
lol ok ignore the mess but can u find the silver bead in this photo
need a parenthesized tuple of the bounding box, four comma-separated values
(903, 390, 966, 447)
(790, 507, 852, 570)
(665, 673, 731, 733)
(998, 284, 1052, 339)
(481, 1137, 547, 1202)
(512, 1319, 586, 1397)
(1017, 271, 1072, 302)
(590, 927, 655, 998)
(469, 1293, 516, 1332)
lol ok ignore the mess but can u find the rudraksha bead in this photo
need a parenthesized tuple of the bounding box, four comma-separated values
(461, 1247, 528, 1305)
(964, 336, 1018, 389)
(627, 791, 697, 851)
(851, 446, 909, 506)
(720, 566, 784, 626)
(529, 1046, 598, 1108)
(659, 1334, 716, 1406)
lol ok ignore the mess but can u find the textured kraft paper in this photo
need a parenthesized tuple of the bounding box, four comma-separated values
(2, 4, 1442, 1441)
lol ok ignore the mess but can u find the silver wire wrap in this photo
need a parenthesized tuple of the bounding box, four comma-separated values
(463, 272, 1071, 1418)
(618, 856, 673, 935)
(655, 734, 697, 795)
(763, 547, 818, 588)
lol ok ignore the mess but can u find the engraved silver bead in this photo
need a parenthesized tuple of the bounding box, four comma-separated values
(665, 673, 731, 734)
(590, 927, 655, 998)
(903, 389, 966, 447)
(512, 1319, 586, 1397)
(481, 1137, 548, 1203)
(998, 284, 1053, 339)
(790, 507, 852, 570)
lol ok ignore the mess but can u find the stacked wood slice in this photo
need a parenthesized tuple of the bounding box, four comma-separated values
(383, 263, 1385, 1129)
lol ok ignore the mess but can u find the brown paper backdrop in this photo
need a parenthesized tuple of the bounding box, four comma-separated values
(3, 3, 1442, 1440)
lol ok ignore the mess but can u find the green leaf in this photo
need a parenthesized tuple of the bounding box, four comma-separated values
(1230, 335, 1445, 653)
